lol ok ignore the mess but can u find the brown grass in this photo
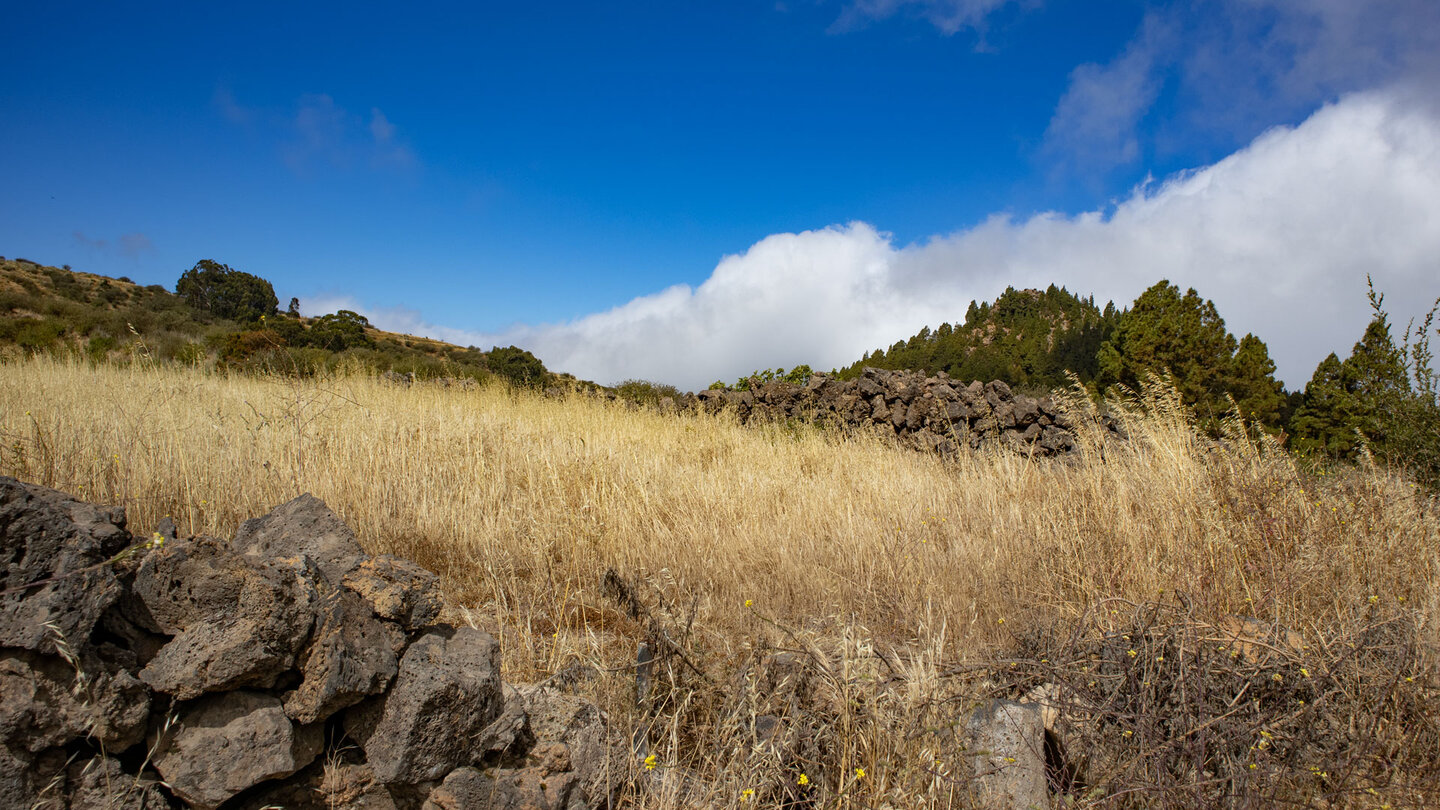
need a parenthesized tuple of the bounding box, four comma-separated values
(3, 355, 1437, 807)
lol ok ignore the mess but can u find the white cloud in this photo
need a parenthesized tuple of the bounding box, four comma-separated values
(1042, 14, 1171, 170)
(316, 91, 1440, 393)
(831, 0, 1024, 36)
(1044, 0, 1440, 173)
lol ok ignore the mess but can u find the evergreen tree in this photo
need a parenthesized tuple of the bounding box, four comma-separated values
(1229, 333, 1286, 427)
(1098, 281, 1238, 421)
(306, 310, 373, 351)
(1289, 354, 1359, 456)
(488, 345, 548, 388)
(838, 285, 1112, 390)
(175, 260, 278, 323)
(1290, 301, 1414, 459)
(1343, 316, 1409, 448)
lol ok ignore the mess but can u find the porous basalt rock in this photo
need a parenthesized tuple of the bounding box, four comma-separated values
(345, 626, 503, 785)
(342, 555, 443, 631)
(233, 492, 366, 586)
(151, 689, 323, 809)
(674, 368, 1105, 458)
(0, 477, 131, 654)
(136, 549, 320, 699)
(283, 588, 404, 724)
(0, 480, 620, 810)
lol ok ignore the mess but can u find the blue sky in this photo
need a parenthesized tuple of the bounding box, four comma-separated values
(4, 1, 1439, 389)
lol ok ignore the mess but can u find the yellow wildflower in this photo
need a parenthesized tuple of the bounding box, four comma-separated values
(797, 773, 809, 786)
(644, 754, 657, 771)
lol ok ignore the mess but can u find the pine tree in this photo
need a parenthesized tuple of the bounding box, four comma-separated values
(1289, 353, 1359, 456)
(1230, 333, 1286, 428)
(1290, 310, 1409, 458)
(1098, 281, 1238, 421)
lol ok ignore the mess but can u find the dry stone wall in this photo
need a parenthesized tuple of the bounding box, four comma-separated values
(0, 477, 619, 810)
(684, 367, 1081, 457)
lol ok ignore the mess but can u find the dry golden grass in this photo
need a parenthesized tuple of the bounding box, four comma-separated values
(3, 355, 1437, 807)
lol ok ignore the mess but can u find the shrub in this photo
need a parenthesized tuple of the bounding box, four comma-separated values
(15, 319, 64, 351)
(487, 345, 547, 388)
(615, 379, 681, 404)
(305, 310, 372, 352)
(175, 260, 278, 323)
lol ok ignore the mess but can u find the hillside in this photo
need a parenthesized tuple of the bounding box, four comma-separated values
(0, 256, 578, 389)
(839, 285, 1117, 392)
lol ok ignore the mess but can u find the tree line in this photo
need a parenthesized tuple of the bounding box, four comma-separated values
(838, 280, 1439, 487)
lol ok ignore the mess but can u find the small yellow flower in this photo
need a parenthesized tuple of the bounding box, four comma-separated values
(1127, 649, 1137, 658)
(744, 599, 752, 608)
(1122, 730, 1133, 738)
(996, 618, 1004, 625)
(1249, 763, 1258, 770)
(1272, 673, 1283, 682)
(797, 773, 809, 786)
(855, 767, 866, 780)
(1369, 595, 1379, 604)
(644, 754, 657, 771)
(1300, 668, 1310, 678)
(741, 788, 754, 801)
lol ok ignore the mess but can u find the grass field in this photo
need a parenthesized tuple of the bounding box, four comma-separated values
(3, 355, 1437, 807)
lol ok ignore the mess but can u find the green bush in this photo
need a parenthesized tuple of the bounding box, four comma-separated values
(15, 319, 64, 351)
(487, 345, 548, 388)
(615, 379, 681, 403)
(86, 335, 117, 360)
(176, 260, 278, 323)
(305, 310, 372, 351)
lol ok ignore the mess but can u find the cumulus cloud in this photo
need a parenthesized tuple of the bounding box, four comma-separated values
(314, 91, 1440, 393)
(1045, 0, 1440, 174)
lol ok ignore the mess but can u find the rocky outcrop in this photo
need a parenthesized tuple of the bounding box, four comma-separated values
(0, 477, 619, 809)
(685, 368, 1087, 457)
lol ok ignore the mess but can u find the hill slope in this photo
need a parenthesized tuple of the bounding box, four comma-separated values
(839, 285, 1118, 392)
(0, 256, 579, 388)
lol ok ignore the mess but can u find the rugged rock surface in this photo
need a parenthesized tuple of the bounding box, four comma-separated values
(0, 476, 620, 809)
(965, 699, 1050, 809)
(152, 690, 324, 809)
(683, 368, 1089, 457)
(346, 626, 504, 785)
(0, 477, 132, 653)
(343, 554, 443, 630)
